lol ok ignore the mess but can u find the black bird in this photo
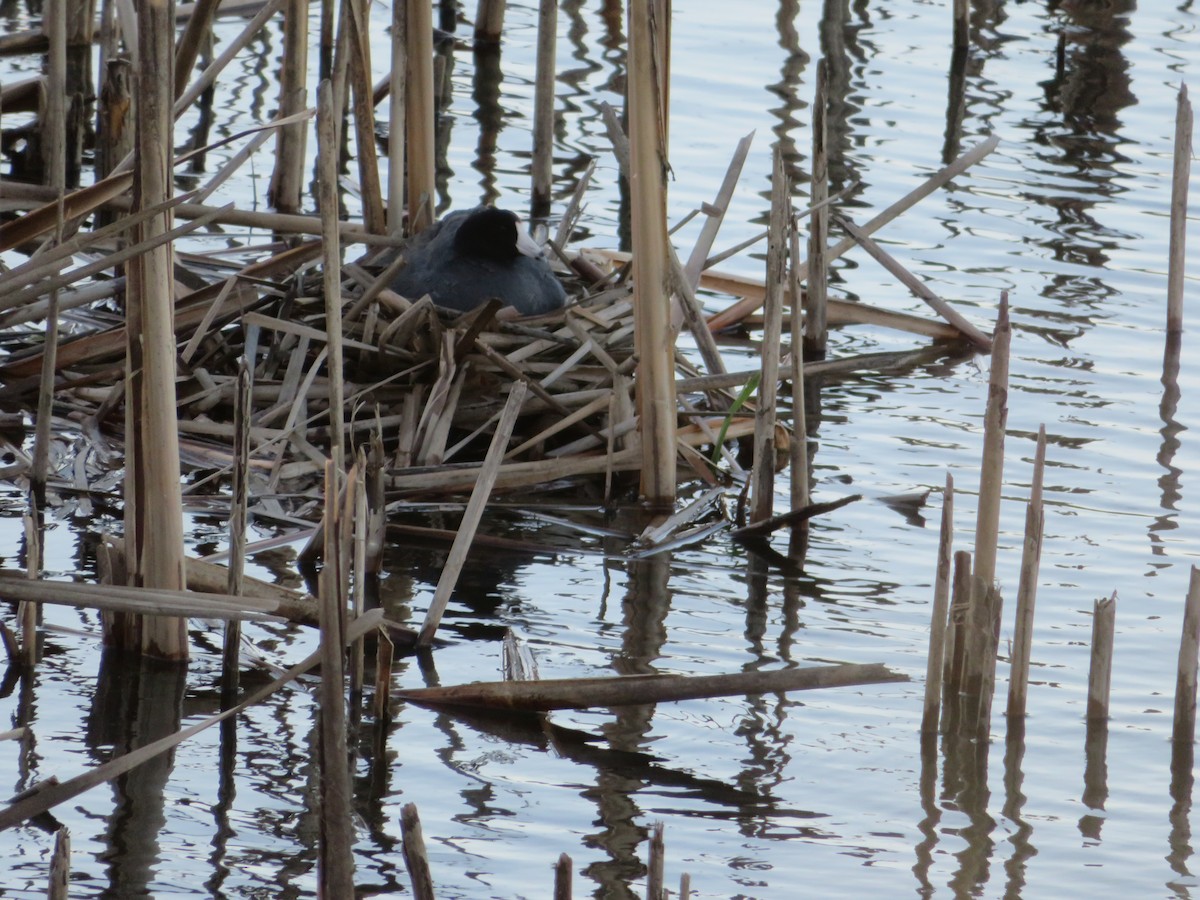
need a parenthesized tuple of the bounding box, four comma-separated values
(388, 207, 567, 315)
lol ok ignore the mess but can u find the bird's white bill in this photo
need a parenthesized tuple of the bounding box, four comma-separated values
(514, 221, 544, 258)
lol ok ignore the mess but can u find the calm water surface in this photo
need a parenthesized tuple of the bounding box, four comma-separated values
(2, 0, 1200, 897)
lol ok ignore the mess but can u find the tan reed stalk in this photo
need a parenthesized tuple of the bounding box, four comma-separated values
(418, 383, 529, 646)
(707, 134, 1000, 331)
(973, 581, 1003, 735)
(972, 293, 1010, 587)
(474, 0, 506, 44)
(953, 0, 968, 50)
(1007, 425, 1046, 721)
(554, 852, 572, 899)
(653, 0, 671, 157)
(223, 361, 251, 691)
(269, 0, 309, 214)
(374, 627, 394, 720)
(42, 0, 66, 191)
(346, 0, 385, 234)
(365, 431, 386, 574)
(788, 199, 810, 514)
(682, 132, 753, 289)
(31, 202, 63, 502)
(647, 821, 665, 899)
(1167, 83, 1192, 335)
(97, 56, 134, 185)
(531, 0, 557, 219)
(1172, 567, 1200, 743)
(835, 214, 993, 351)
(627, 0, 676, 506)
(922, 473, 954, 734)
(397, 662, 907, 712)
(1088, 593, 1117, 721)
(406, 0, 435, 234)
(749, 146, 787, 524)
(940, 548, 973, 729)
(21, 514, 39, 666)
(318, 79, 347, 472)
(132, 0, 187, 659)
(679, 873, 692, 899)
(401, 803, 436, 900)
(806, 57, 829, 358)
(47, 826, 69, 900)
(318, 459, 355, 895)
(388, 0, 406, 236)
(350, 449, 368, 694)
(173, 0, 218, 97)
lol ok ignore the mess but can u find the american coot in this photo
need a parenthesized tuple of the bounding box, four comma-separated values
(389, 207, 567, 315)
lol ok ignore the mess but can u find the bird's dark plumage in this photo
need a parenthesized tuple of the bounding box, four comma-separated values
(388, 207, 567, 315)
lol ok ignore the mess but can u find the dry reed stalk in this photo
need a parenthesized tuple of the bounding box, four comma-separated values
(554, 852, 572, 900)
(474, 0, 506, 43)
(406, 0, 435, 234)
(346, 0, 385, 234)
(679, 873, 691, 899)
(749, 147, 788, 524)
(1167, 83, 1192, 335)
(941, 549, 973, 728)
(317, 459, 355, 895)
(959, 576, 999, 734)
(627, 0, 676, 506)
(647, 821, 665, 900)
(374, 626, 394, 720)
(42, 0, 66, 191)
(318, 79, 347, 472)
(269, 0, 309, 213)
(682, 132, 753, 288)
(387, 0, 407, 235)
(706, 134, 1000, 330)
(531, 0, 557, 219)
(418, 382, 529, 646)
(223, 362, 251, 689)
(953, 0, 968, 49)
(351, 450, 368, 694)
(1173, 567, 1200, 743)
(806, 58, 829, 358)
(1007, 425, 1046, 721)
(173, 0, 218, 97)
(669, 245, 726, 378)
(399, 663, 907, 712)
(130, 0, 187, 659)
(96, 57, 134, 184)
(1088, 593, 1117, 721)
(47, 826, 69, 900)
(788, 203, 810, 516)
(20, 515, 40, 666)
(834, 214, 993, 351)
(922, 473, 954, 734)
(30, 210, 63, 501)
(401, 803, 436, 900)
(0, 608, 385, 830)
(972, 294, 1010, 588)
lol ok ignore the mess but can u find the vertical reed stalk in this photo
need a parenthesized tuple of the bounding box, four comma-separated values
(1088, 593, 1117, 721)
(401, 802, 436, 900)
(346, 0, 385, 233)
(646, 821, 665, 900)
(388, 0, 407, 236)
(805, 58, 829, 359)
(679, 873, 692, 899)
(318, 79, 346, 472)
(972, 293, 1010, 587)
(173, 0, 219, 99)
(270, 0, 309, 214)
(942, 548, 973, 715)
(749, 146, 787, 524)
(47, 826, 69, 900)
(1007, 425, 1046, 721)
(374, 628, 394, 720)
(351, 449, 368, 694)
(318, 459, 355, 895)
(223, 361, 251, 694)
(554, 852, 572, 900)
(788, 204, 810, 514)
(1172, 567, 1200, 744)
(531, 0, 557, 220)
(21, 514, 40, 666)
(952, 0, 968, 50)
(406, 0, 436, 234)
(1167, 83, 1192, 335)
(43, 0, 67, 191)
(922, 473, 954, 734)
(628, 0, 675, 506)
(133, 0, 187, 659)
(474, 0, 506, 44)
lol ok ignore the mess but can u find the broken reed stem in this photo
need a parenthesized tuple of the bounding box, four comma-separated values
(627, 0, 676, 506)
(474, 0, 505, 43)
(1167, 83, 1192, 335)
(317, 459, 355, 896)
(749, 145, 787, 524)
(531, 0, 557, 219)
(922, 472, 954, 735)
(317, 79, 346, 472)
(351, 449, 368, 694)
(406, 0, 435, 234)
(269, 0, 309, 213)
(401, 802, 436, 900)
(134, 0, 187, 659)
(1172, 567, 1200, 743)
(554, 852, 572, 900)
(973, 293, 1010, 587)
(1007, 425, 1046, 721)
(47, 826, 70, 900)
(1088, 593, 1117, 721)
(21, 514, 40, 666)
(418, 382, 529, 646)
(388, 0, 406, 236)
(374, 627, 394, 720)
(31, 283, 60, 500)
(788, 203, 810, 514)
(647, 821, 665, 900)
(941, 548, 972, 729)
(345, 0, 385, 234)
(806, 57, 829, 359)
(683, 131, 753, 290)
(43, 0, 67, 192)
(952, 0, 968, 50)
(967, 577, 1002, 736)
(223, 361, 252, 692)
